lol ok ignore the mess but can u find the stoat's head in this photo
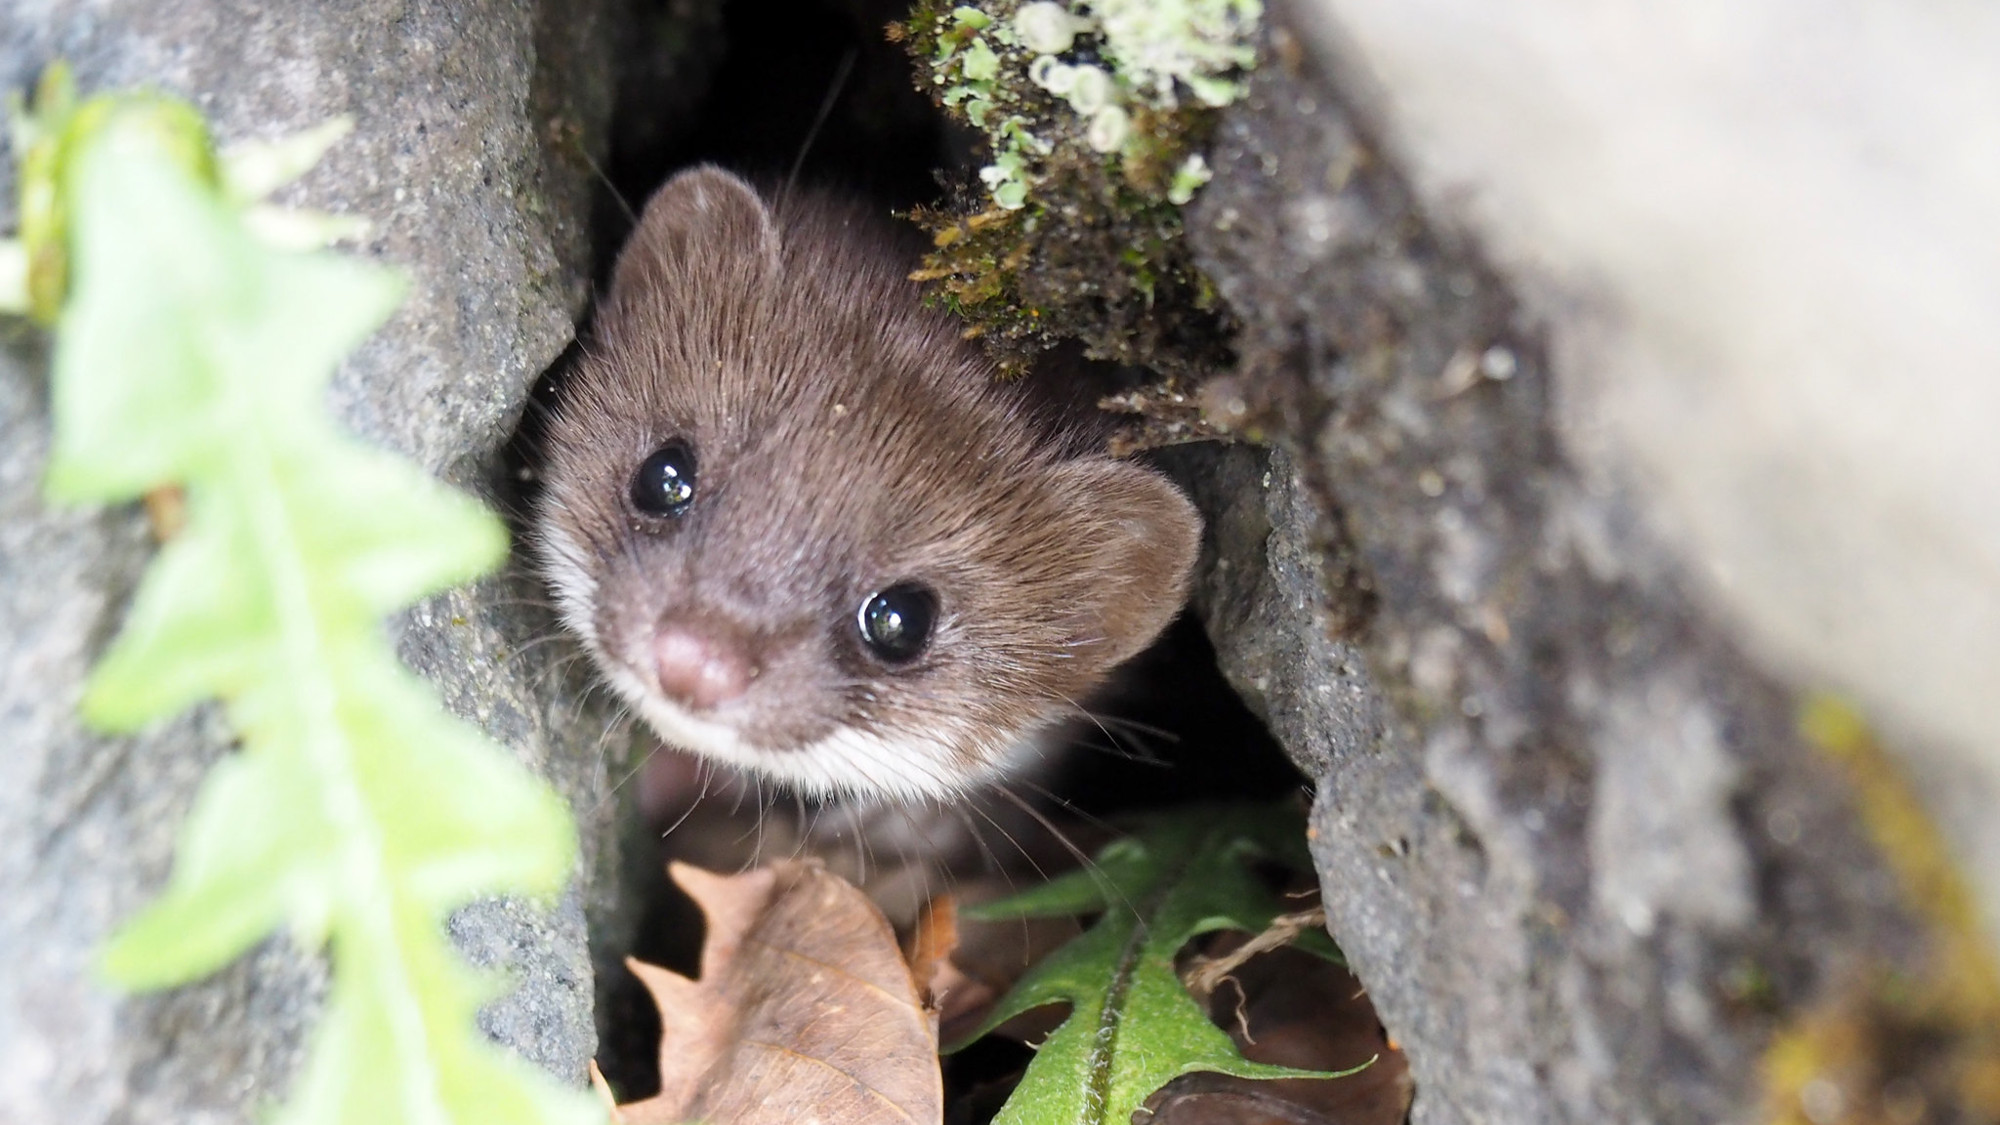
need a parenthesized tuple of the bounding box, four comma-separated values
(535, 166, 1200, 802)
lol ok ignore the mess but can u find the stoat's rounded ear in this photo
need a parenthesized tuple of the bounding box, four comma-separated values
(610, 165, 781, 299)
(1049, 457, 1203, 670)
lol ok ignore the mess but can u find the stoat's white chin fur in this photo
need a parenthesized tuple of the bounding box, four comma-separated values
(601, 660, 1029, 802)
(626, 676, 1000, 802)
(537, 524, 1036, 804)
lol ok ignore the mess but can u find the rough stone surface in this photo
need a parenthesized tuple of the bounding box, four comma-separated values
(1292, 0, 2000, 949)
(0, 331, 330, 1124)
(0, 1, 675, 1119)
(1175, 14, 1932, 1124)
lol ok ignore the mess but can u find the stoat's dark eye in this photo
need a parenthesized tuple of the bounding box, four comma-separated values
(858, 583, 937, 664)
(630, 441, 696, 517)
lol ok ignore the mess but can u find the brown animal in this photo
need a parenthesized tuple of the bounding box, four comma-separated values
(535, 166, 1199, 803)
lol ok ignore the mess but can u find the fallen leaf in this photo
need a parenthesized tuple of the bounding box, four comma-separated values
(615, 860, 942, 1125)
(588, 1060, 617, 1113)
(931, 876, 1086, 1047)
(956, 804, 1365, 1125)
(907, 894, 959, 1007)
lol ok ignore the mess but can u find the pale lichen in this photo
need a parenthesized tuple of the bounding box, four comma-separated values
(896, 0, 1256, 376)
(920, 0, 1258, 212)
(1092, 0, 1262, 109)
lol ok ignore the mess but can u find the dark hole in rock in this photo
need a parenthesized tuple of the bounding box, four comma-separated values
(505, 0, 1396, 1112)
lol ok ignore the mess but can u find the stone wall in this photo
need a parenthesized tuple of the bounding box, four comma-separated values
(0, 1, 654, 1117)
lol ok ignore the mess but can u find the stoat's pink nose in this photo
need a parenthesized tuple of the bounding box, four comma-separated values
(653, 624, 753, 711)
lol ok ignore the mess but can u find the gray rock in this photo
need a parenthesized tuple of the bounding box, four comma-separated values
(1291, 0, 2000, 951)
(1, 331, 326, 1125)
(1176, 14, 1930, 1123)
(0, 0, 704, 1119)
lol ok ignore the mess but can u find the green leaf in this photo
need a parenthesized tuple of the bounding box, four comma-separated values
(101, 751, 338, 986)
(279, 917, 601, 1125)
(47, 135, 403, 498)
(11, 70, 219, 323)
(959, 803, 1367, 1125)
(26, 73, 598, 1125)
(342, 664, 575, 901)
(82, 500, 275, 725)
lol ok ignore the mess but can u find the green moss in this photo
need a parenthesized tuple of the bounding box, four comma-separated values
(894, 0, 1257, 378)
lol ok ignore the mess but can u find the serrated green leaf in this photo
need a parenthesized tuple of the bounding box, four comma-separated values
(959, 803, 1366, 1125)
(342, 665, 576, 901)
(82, 501, 273, 726)
(46, 135, 402, 499)
(279, 916, 602, 1125)
(29, 74, 600, 1125)
(285, 439, 509, 611)
(13, 77, 219, 324)
(102, 751, 338, 987)
(960, 850, 1128, 920)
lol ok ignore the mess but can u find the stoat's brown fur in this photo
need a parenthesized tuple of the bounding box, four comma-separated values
(535, 166, 1198, 802)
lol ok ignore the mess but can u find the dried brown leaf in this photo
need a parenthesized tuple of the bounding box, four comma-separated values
(930, 876, 1086, 1047)
(906, 894, 960, 1008)
(615, 860, 942, 1125)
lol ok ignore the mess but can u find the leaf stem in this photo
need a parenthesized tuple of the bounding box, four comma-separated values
(231, 423, 450, 1123)
(1084, 910, 1148, 1124)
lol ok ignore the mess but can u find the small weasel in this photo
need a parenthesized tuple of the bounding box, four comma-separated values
(535, 166, 1199, 804)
